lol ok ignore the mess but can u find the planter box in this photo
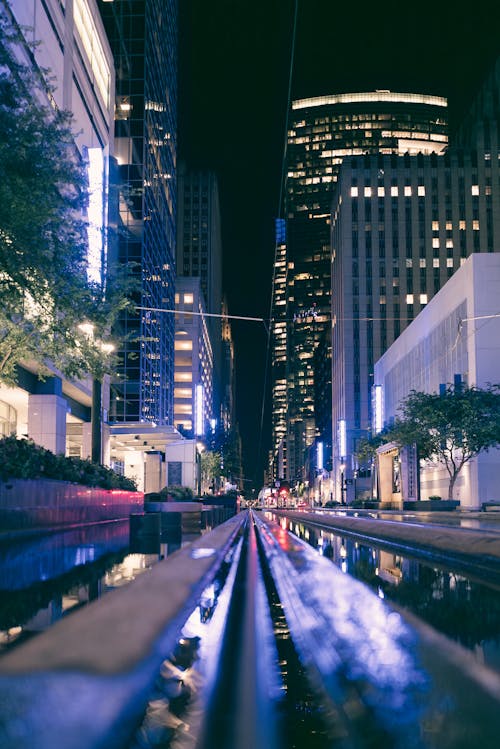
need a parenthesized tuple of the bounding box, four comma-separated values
(0, 479, 143, 531)
(403, 500, 460, 511)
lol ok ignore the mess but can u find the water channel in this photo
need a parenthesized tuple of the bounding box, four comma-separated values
(3, 510, 500, 747)
(0, 511, 225, 655)
(273, 512, 500, 675)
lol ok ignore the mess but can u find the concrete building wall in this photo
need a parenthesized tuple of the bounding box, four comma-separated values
(374, 253, 500, 507)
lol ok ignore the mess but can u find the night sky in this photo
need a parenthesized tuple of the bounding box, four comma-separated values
(178, 0, 500, 486)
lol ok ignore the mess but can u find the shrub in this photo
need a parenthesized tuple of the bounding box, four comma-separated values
(159, 485, 194, 502)
(0, 436, 136, 490)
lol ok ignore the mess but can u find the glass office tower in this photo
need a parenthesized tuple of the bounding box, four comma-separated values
(273, 91, 448, 484)
(99, 0, 178, 426)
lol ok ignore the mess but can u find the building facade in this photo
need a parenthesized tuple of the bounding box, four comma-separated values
(174, 277, 214, 439)
(176, 166, 223, 426)
(0, 0, 114, 459)
(272, 91, 448, 485)
(373, 253, 500, 508)
(330, 137, 500, 500)
(99, 0, 178, 428)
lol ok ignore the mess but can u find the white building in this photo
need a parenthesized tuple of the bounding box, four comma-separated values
(374, 253, 500, 508)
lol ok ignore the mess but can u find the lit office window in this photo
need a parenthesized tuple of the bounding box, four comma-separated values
(350, 186, 358, 197)
(175, 340, 193, 351)
(174, 388, 192, 399)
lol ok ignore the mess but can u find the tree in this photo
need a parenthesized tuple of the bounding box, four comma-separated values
(200, 450, 222, 492)
(0, 14, 131, 385)
(373, 385, 500, 500)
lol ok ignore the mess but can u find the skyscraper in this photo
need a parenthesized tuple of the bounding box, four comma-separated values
(177, 166, 223, 423)
(271, 91, 449, 485)
(330, 91, 500, 501)
(99, 0, 178, 427)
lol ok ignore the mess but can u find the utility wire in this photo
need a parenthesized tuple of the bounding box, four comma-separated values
(136, 305, 267, 326)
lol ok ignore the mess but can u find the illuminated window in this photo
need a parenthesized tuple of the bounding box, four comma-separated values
(404, 186, 412, 196)
(175, 340, 193, 351)
(175, 405, 193, 415)
(377, 187, 385, 197)
(419, 259, 426, 267)
(183, 293, 194, 304)
(433, 258, 440, 268)
(432, 221, 439, 231)
(391, 186, 398, 197)
(471, 185, 479, 195)
(417, 185, 425, 196)
(446, 239, 453, 248)
(364, 187, 372, 198)
(174, 388, 192, 399)
(350, 186, 358, 197)
(432, 238, 440, 248)
(419, 294, 428, 304)
(174, 372, 192, 382)
(459, 220, 466, 230)
(175, 293, 180, 303)
(447, 258, 453, 267)
(473, 220, 480, 230)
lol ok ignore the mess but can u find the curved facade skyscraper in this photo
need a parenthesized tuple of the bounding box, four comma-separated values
(271, 91, 448, 485)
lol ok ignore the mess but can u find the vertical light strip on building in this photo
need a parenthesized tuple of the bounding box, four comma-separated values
(373, 385, 383, 433)
(338, 419, 347, 460)
(86, 147, 105, 286)
(195, 384, 204, 437)
(317, 441, 324, 471)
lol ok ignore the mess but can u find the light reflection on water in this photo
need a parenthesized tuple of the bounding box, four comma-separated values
(0, 518, 216, 654)
(278, 515, 500, 674)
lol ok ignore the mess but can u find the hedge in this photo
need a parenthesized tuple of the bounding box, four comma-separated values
(0, 435, 137, 491)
